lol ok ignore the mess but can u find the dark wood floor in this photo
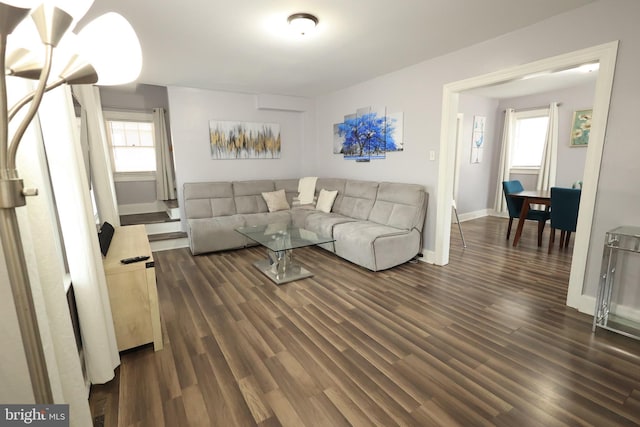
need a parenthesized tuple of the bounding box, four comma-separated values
(90, 216, 640, 426)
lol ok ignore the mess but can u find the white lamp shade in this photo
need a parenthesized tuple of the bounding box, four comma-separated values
(6, 17, 42, 57)
(41, 0, 94, 23)
(76, 12, 142, 85)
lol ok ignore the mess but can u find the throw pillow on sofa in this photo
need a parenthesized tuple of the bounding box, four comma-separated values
(316, 189, 338, 213)
(262, 189, 290, 212)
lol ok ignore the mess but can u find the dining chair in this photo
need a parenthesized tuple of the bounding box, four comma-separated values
(502, 180, 550, 245)
(548, 187, 581, 253)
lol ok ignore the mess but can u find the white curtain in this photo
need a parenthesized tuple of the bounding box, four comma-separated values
(494, 108, 515, 214)
(73, 85, 120, 226)
(5, 80, 103, 424)
(38, 86, 121, 385)
(7, 79, 94, 425)
(536, 102, 559, 191)
(153, 107, 176, 200)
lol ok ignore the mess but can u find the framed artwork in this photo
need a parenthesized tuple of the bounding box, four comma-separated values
(333, 105, 404, 161)
(471, 115, 486, 163)
(209, 120, 281, 159)
(569, 109, 592, 147)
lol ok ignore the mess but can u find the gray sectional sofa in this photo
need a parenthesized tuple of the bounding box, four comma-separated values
(183, 178, 428, 271)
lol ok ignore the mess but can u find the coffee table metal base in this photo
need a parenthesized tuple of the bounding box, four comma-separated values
(253, 248, 312, 285)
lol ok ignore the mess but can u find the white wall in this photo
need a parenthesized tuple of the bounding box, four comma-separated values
(456, 94, 500, 215)
(310, 0, 640, 300)
(167, 87, 311, 228)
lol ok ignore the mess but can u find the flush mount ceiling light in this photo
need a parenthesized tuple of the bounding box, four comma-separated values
(287, 13, 318, 36)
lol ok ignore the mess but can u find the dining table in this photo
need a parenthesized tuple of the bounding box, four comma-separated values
(509, 189, 551, 247)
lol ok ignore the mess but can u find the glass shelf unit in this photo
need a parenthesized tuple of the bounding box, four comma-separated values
(592, 225, 640, 341)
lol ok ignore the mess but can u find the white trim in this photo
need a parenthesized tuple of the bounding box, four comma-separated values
(150, 237, 190, 252)
(113, 171, 156, 182)
(103, 110, 153, 122)
(452, 113, 464, 202)
(145, 221, 182, 235)
(456, 209, 490, 223)
(491, 210, 509, 219)
(419, 249, 436, 265)
(118, 201, 166, 215)
(435, 42, 619, 313)
(510, 167, 540, 175)
(578, 295, 640, 325)
(515, 107, 549, 119)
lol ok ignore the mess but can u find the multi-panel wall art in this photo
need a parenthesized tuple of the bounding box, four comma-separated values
(333, 106, 404, 161)
(209, 120, 281, 159)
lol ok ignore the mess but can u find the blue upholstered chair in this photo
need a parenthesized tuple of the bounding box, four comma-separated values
(548, 187, 581, 253)
(502, 180, 550, 245)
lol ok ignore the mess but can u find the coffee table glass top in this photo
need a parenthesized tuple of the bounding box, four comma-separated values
(236, 223, 334, 252)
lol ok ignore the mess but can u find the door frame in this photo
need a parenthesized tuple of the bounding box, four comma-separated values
(433, 41, 619, 312)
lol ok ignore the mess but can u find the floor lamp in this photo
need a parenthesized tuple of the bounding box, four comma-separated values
(0, 1, 141, 404)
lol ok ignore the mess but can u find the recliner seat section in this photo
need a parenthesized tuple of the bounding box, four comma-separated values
(183, 178, 428, 271)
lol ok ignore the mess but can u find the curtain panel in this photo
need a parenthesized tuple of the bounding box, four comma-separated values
(494, 108, 515, 213)
(153, 107, 176, 201)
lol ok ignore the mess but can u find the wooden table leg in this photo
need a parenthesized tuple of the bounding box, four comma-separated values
(512, 198, 531, 247)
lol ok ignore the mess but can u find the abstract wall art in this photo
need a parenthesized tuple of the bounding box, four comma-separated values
(209, 120, 281, 159)
(471, 115, 486, 164)
(333, 106, 404, 161)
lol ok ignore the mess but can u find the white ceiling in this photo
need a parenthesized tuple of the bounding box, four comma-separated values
(78, 0, 597, 97)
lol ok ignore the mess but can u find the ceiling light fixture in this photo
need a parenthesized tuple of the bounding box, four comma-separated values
(576, 62, 600, 73)
(287, 13, 318, 36)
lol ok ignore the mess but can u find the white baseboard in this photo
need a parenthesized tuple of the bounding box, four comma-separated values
(455, 209, 491, 223)
(577, 294, 640, 324)
(150, 237, 189, 252)
(118, 201, 165, 215)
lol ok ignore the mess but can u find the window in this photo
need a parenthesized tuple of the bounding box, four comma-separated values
(510, 109, 549, 170)
(104, 111, 156, 177)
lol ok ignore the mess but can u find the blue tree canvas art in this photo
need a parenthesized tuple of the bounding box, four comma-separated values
(333, 106, 404, 161)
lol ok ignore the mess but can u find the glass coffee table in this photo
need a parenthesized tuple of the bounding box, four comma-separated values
(236, 223, 335, 284)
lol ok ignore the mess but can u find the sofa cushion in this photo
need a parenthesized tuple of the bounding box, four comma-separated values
(262, 189, 290, 212)
(183, 182, 236, 219)
(368, 182, 427, 230)
(332, 221, 420, 271)
(233, 180, 275, 214)
(304, 211, 355, 238)
(242, 211, 292, 227)
(316, 178, 346, 211)
(188, 216, 247, 254)
(316, 189, 338, 213)
(333, 180, 379, 220)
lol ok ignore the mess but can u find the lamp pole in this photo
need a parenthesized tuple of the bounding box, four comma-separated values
(0, 0, 141, 405)
(0, 3, 54, 404)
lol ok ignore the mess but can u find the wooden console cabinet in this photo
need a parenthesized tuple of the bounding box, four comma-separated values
(102, 225, 163, 352)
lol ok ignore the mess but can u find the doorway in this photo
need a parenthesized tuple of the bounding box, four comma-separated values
(434, 41, 619, 313)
